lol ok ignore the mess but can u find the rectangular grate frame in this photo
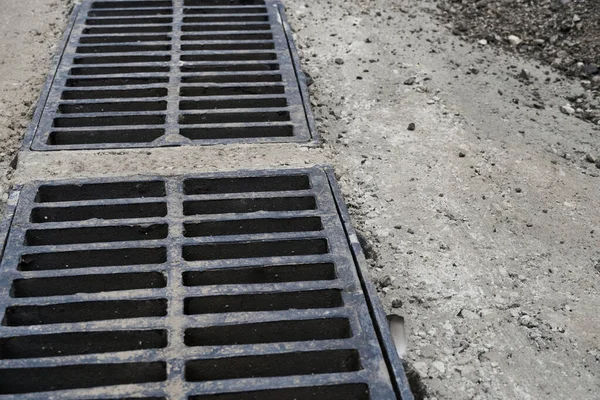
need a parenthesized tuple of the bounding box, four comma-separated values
(23, 0, 317, 151)
(0, 167, 412, 399)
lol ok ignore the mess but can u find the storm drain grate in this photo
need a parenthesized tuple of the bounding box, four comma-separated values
(25, 0, 315, 150)
(0, 167, 412, 399)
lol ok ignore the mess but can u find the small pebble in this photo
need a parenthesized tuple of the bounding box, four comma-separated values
(407, 122, 416, 131)
(459, 152, 466, 158)
(334, 58, 344, 65)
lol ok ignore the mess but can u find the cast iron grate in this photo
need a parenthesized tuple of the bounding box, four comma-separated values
(25, 0, 315, 150)
(0, 167, 412, 399)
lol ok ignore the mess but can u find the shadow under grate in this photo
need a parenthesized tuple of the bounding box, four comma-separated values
(24, 0, 316, 151)
(0, 167, 413, 399)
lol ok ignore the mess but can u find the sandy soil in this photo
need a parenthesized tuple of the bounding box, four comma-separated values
(0, 0, 599, 399)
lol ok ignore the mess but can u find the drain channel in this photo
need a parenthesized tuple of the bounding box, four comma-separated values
(26, 0, 315, 150)
(0, 167, 409, 398)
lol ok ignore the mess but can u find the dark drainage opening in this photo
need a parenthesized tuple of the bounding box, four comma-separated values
(180, 62, 279, 73)
(183, 196, 316, 215)
(182, 262, 336, 285)
(185, 349, 361, 381)
(3, 298, 167, 326)
(189, 383, 370, 400)
(58, 100, 168, 114)
(31, 202, 168, 223)
(48, 128, 166, 145)
(0, 329, 168, 359)
(11, 272, 167, 298)
(184, 175, 310, 194)
(182, 238, 328, 261)
(185, 318, 351, 346)
(183, 217, 322, 237)
(18, 247, 167, 271)
(25, 224, 168, 246)
(179, 96, 286, 109)
(179, 84, 283, 96)
(184, 289, 342, 315)
(92, 1, 173, 8)
(53, 115, 167, 128)
(0, 362, 167, 394)
(180, 125, 294, 140)
(184, 0, 266, 5)
(35, 180, 166, 202)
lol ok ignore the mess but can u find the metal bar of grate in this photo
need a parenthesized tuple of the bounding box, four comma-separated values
(0, 167, 411, 399)
(24, 0, 316, 151)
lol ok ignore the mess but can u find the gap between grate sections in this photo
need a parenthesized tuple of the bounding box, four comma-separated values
(25, 0, 316, 151)
(0, 167, 412, 399)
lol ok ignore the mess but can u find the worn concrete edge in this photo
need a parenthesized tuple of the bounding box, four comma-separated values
(277, 1, 320, 143)
(19, 3, 81, 153)
(324, 167, 415, 400)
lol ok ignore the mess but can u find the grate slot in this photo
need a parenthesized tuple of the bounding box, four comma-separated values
(185, 349, 361, 381)
(184, 0, 265, 5)
(35, 180, 166, 202)
(48, 128, 165, 144)
(182, 15, 269, 23)
(31, 202, 168, 222)
(181, 32, 272, 40)
(182, 238, 328, 261)
(180, 74, 282, 84)
(184, 289, 342, 315)
(183, 263, 336, 286)
(71, 65, 171, 74)
(0, 362, 167, 394)
(59, 100, 168, 113)
(180, 84, 283, 96)
(25, 224, 168, 246)
(82, 25, 174, 34)
(181, 41, 274, 51)
(86, 17, 173, 25)
(180, 52, 276, 61)
(183, 195, 315, 215)
(180, 96, 285, 109)
(180, 124, 293, 139)
(74, 54, 172, 64)
(185, 318, 351, 346)
(3, 299, 168, 326)
(180, 62, 278, 72)
(183, 217, 322, 237)
(76, 44, 172, 53)
(0, 329, 168, 359)
(89, 9, 174, 17)
(79, 34, 172, 44)
(18, 247, 167, 271)
(179, 111, 289, 125)
(62, 87, 168, 99)
(92, 1, 174, 8)
(189, 384, 370, 400)
(184, 7, 267, 15)
(12, 272, 167, 298)
(184, 175, 310, 195)
(66, 77, 170, 86)
(181, 24, 271, 32)
(53, 115, 166, 127)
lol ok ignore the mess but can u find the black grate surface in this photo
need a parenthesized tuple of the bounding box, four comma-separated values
(0, 167, 412, 399)
(25, 0, 315, 150)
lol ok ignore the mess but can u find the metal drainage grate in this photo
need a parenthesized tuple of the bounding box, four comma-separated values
(25, 0, 316, 150)
(0, 167, 413, 399)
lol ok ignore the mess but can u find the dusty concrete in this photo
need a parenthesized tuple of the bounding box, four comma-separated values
(0, 0, 599, 399)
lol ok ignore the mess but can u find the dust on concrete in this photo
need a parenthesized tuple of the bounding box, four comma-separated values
(0, 0, 599, 399)
(0, 0, 75, 208)
(286, 0, 599, 398)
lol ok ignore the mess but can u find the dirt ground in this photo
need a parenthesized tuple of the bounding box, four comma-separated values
(1, 0, 599, 399)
